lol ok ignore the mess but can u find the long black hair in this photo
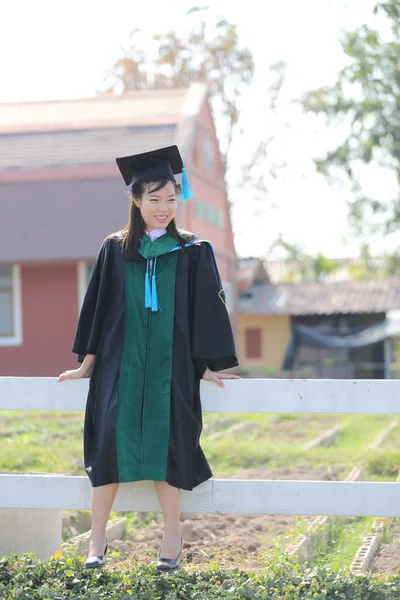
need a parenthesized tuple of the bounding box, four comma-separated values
(108, 178, 196, 261)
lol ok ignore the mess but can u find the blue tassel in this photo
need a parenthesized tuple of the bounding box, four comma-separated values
(151, 275, 159, 311)
(145, 260, 152, 308)
(151, 258, 159, 312)
(181, 166, 194, 201)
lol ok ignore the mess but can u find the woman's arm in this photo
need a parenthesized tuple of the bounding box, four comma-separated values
(57, 353, 95, 382)
(80, 353, 96, 376)
(202, 366, 240, 388)
(57, 239, 113, 381)
(190, 241, 239, 378)
(72, 238, 113, 362)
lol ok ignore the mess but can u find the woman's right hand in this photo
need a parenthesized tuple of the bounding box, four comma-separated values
(56, 366, 91, 382)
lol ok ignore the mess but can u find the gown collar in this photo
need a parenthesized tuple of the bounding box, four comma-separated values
(139, 231, 178, 259)
(145, 228, 167, 241)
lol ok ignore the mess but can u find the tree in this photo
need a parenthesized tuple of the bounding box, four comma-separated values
(268, 235, 338, 282)
(301, 1, 400, 238)
(102, 7, 254, 158)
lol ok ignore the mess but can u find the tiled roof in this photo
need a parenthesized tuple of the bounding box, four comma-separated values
(0, 125, 176, 170)
(0, 84, 208, 262)
(0, 87, 205, 133)
(0, 84, 208, 172)
(237, 258, 270, 289)
(239, 279, 400, 316)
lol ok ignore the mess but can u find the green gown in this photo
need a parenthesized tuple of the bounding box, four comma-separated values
(72, 231, 238, 490)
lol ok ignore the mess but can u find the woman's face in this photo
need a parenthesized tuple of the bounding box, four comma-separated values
(135, 180, 178, 231)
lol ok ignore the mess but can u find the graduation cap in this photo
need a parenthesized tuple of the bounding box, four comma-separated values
(115, 145, 194, 200)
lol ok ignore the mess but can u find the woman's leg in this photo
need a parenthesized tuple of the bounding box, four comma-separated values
(88, 483, 119, 556)
(154, 481, 182, 558)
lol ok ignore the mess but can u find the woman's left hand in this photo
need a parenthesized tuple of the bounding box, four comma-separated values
(202, 367, 240, 388)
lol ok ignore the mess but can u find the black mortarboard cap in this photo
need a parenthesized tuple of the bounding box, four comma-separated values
(115, 145, 194, 200)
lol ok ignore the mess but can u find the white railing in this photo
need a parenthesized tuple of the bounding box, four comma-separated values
(1, 377, 400, 558)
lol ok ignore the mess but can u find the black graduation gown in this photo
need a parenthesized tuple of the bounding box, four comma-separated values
(72, 236, 238, 490)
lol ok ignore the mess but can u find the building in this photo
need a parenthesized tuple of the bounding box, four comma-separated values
(238, 273, 400, 379)
(0, 84, 237, 376)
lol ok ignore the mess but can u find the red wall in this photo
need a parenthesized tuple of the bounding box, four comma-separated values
(0, 98, 238, 376)
(184, 100, 236, 281)
(0, 264, 79, 376)
(177, 98, 238, 333)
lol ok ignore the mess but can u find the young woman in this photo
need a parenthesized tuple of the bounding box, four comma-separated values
(57, 145, 239, 571)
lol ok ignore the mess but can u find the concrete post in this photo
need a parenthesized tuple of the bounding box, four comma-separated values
(384, 337, 393, 379)
(0, 508, 62, 560)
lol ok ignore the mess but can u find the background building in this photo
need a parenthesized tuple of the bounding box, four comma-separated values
(238, 260, 400, 380)
(0, 84, 237, 376)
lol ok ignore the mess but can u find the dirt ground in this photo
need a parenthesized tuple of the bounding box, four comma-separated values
(108, 465, 342, 569)
(370, 523, 400, 575)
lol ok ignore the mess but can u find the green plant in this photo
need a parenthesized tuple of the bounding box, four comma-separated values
(1, 551, 400, 599)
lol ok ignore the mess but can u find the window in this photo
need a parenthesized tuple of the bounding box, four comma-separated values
(221, 280, 234, 314)
(85, 263, 93, 284)
(0, 266, 22, 346)
(195, 200, 225, 228)
(204, 133, 213, 171)
(77, 262, 94, 310)
(192, 141, 199, 166)
(245, 328, 262, 359)
(176, 200, 184, 218)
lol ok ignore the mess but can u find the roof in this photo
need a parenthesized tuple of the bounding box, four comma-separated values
(0, 86, 207, 133)
(0, 125, 176, 171)
(0, 84, 207, 173)
(237, 258, 270, 290)
(0, 84, 208, 262)
(239, 279, 400, 316)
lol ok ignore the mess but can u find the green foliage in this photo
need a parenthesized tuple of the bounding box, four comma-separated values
(312, 253, 338, 281)
(302, 0, 400, 239)
(269, 235, 338, 282)
(366, 448, 400, 477)
(2, 412, 400, 592)
(1, 411, 397, 480)
(314, 517, 375, 571)
(2, 552, 400, 599)
(0, 411, 83, 475)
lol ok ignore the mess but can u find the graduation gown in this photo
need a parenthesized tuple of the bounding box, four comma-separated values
(72, 232, 238, 490)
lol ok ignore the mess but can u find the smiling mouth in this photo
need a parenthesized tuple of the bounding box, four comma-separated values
(155, 216, 168, 220)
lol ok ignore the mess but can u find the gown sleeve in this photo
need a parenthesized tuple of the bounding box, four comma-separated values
(72, 238, 113, 363)
(191, 241, 239, 377)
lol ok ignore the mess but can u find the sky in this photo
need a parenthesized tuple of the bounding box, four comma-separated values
(1, 0, 391, 259)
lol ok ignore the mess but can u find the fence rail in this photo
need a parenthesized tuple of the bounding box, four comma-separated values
(3, 474, 400, 518)
(2, 377, 400, 414)
(1, 376, 400, 559)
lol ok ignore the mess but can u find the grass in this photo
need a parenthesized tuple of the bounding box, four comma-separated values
(204, 413, 398, 476)
(3, 409, 400, 576)
(311, 516, 394, 571)
(313, 517, 376, 570)
(122, 510, 162, 540)
(379, 423, 400, 449)
(1, 411, 399, 479)
(202, 412, 339, 443)
(0, 411, 84, 474)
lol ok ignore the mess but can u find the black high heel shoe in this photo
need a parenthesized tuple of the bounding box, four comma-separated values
(84, 539, 108, 568)
(156, 537, 183, 572)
